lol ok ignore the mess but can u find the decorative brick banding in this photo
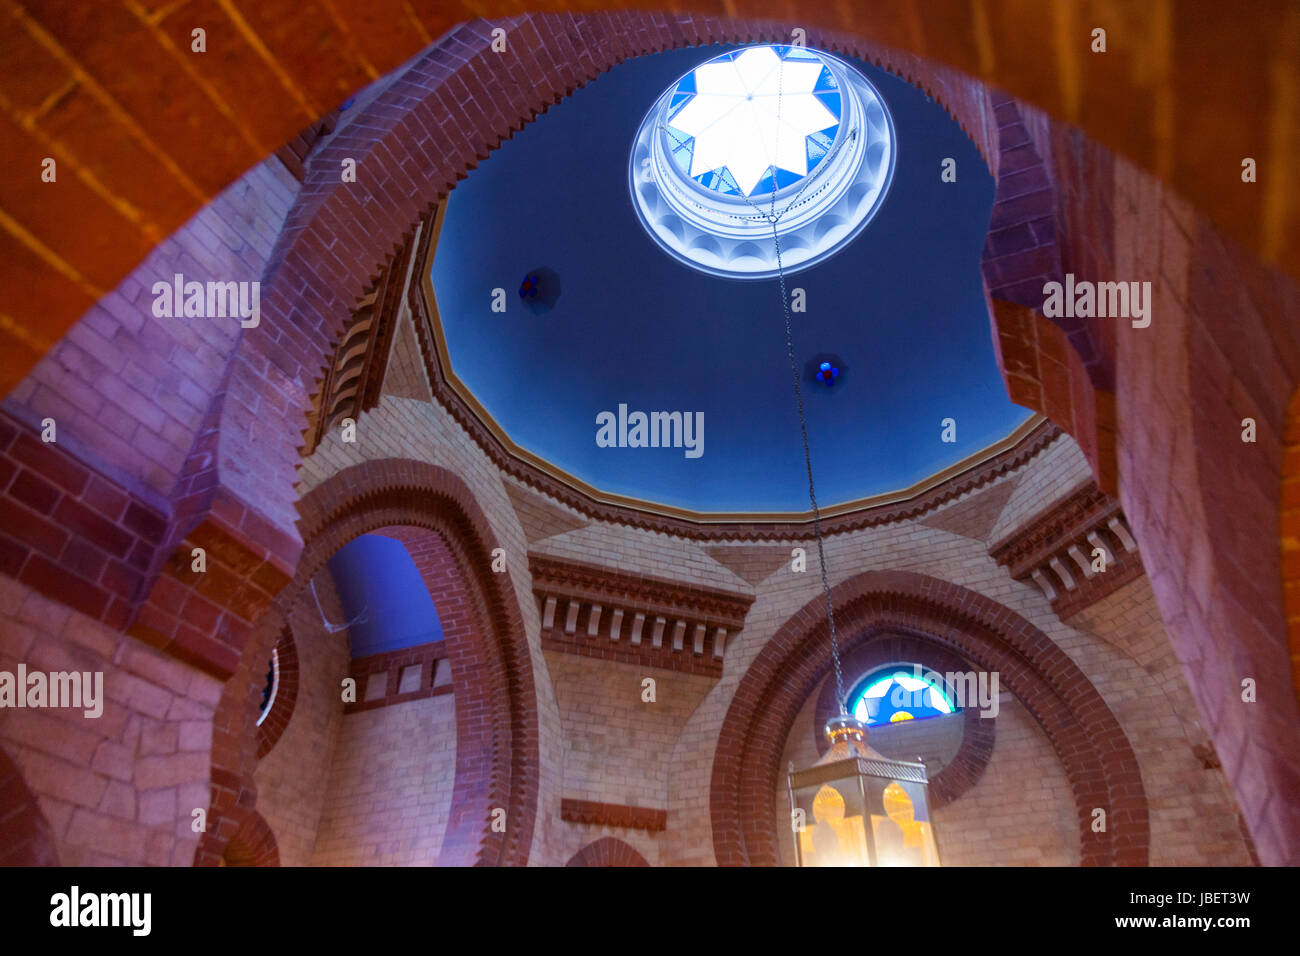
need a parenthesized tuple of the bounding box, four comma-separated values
(711, 570, 1148, 866)
(561, 799, 667, 833)
(990, 481, 1146, 619)
(566, 837, 650, 867)
(343, 639, 453, 715)
(530, 553, 753, 677)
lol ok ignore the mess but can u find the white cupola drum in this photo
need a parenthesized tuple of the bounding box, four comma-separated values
(629, 44, 896, 279)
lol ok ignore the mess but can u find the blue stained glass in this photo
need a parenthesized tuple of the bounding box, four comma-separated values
(848, 667, 959, 726)
(806, 136, 828, 171)
(814, 91, 842, 119)
(663, 46, 846, 198)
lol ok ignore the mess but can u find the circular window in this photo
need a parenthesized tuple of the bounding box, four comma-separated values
(848, 664, 958, 726)
(629, 44, 896, 279)
(256, 648, 279, 727)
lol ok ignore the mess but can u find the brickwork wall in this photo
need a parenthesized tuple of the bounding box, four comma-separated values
(289, 310, 1251, 865)
(251, 571, 350, 867)
(932, 696, 1080, 865)
(544, 651, 714, 864)
(4, 157, 298, 502)
(310, 693, 457, 866)
(1068, 577, 1254, 866)
(296, 392, 568, 868)
(0, 574, 219, 865)
(1097, 145, 1300, 864)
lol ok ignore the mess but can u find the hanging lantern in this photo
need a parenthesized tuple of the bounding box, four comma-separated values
(787, 714, 941, 867)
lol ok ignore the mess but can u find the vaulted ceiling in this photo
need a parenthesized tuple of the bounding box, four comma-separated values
(429, 45, 1033, 515)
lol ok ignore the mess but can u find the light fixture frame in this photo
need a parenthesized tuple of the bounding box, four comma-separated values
(787, 714, 942, 867)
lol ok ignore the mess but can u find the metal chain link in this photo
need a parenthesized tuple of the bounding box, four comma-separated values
(663, 52, 849, 712)
(771, 221, 846, 714)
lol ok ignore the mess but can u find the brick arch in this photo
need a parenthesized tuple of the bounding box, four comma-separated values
(810, 636, 995, 809)
(284, 459, 537, 867)
(0, 744, 58, 866)
(222, 810, 279, 867)
(254, 626, 299, 760)
(710, 570, 1148, 867)
(0, 4, 1292, 866)
(1284, 387, 1300, 714)
(566, 837, 650, 868)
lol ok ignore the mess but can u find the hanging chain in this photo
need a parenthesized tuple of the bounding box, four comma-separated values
(662, 52, 849, 712)
(770, 221, 846, 714)
(769, 53, 846, 715)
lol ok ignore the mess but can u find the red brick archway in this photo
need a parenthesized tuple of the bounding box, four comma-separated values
(269, 459, 537, 868)
(194, 458, 538, 867)
(710, 570, 1149, 867)
(0, 744, 59, 866)
(222, 809, 280, 867)
(566, 837, 650, 867)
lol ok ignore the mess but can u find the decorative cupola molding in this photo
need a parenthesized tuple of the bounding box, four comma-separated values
(989, 481, 1145, 619)
(529, 554, 753, 678)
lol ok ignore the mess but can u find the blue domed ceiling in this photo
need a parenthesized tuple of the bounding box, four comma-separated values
(428, 45, 1033, 516)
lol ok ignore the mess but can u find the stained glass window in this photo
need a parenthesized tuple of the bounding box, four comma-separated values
(848, 665, 958, 726)
(662, 46, 842, 198)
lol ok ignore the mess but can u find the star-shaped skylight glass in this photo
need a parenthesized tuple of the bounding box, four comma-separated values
(664, 46, 842, 198)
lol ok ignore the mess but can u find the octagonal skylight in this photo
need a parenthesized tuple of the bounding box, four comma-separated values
(630, 45, 896, 279)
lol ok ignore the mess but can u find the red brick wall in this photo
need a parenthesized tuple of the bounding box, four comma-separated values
(0, 742, 58, 866)
(0, 574, 221, 866)
(3, 157, 298, 501)
(1285, 387, 1300, 709)
(1101, 151, 1300, 865)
